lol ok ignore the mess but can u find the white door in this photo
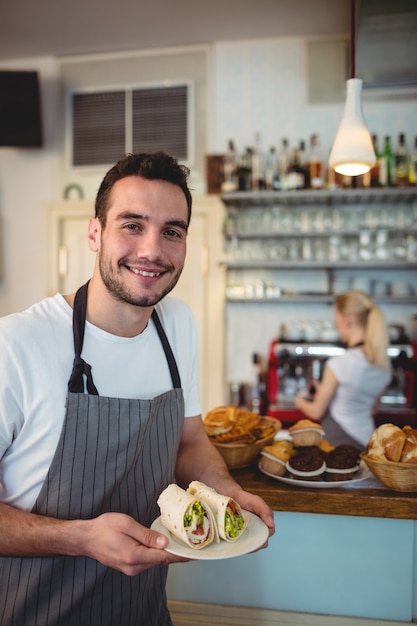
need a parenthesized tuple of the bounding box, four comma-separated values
(60, 216, 96, 293)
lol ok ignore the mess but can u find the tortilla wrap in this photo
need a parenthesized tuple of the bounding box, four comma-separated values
(157, 484, 219, 550)
(187, 481, 248, 542)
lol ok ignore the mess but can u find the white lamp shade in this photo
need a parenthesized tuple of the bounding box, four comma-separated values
(329, 78, 376, 176)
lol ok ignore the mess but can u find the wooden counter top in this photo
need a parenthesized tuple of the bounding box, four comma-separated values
(231, 465, 417, 520)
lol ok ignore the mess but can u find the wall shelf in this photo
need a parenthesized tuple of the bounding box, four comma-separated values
(226, 295, 417, 304)
(222, 260, 417, 270)
(221, 188, 417, 306)
(221, 187, 417, 206)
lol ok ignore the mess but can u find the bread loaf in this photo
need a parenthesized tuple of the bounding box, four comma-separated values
(367, 423, 406, 462)
(400, 426, 417, 464)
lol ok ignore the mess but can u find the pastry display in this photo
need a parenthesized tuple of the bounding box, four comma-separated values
(400, 426, 417, 464)
(204, 405, 278, 443)
(362, 424, 417, 491)
(324, 444, 361, 482)
(288, 419, 325, 447)
(260, 425, 365, 485)
(367, 423, 408, 462)
(286, 446, 326, 481)
(318, 439, 335, 453)
(259, 440, 294, 476)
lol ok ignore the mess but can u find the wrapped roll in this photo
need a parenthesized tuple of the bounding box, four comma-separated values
(157, 484, 218, 550)
(187, 481, 247, 542)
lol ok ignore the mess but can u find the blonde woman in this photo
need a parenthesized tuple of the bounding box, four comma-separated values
(294, 290, 391, 449)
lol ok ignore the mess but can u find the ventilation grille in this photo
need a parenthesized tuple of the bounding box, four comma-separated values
(71, 84, 189, 167)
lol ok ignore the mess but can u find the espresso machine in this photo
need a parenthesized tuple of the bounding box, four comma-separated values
(266, 334, 417, 428)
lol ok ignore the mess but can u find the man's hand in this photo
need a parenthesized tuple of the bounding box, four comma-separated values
(0, 504, 189, 576)
(75, 512, 190, 576)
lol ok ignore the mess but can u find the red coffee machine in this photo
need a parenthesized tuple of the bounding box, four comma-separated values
(266, 336, 417, 428)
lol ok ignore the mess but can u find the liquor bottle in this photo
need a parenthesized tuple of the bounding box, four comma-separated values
(370, 134, 380, 188)
(298, 140, 310, 188)
(308, 133, 323, 189)
(395, 132, 409, 187)
(409, 136, 417, 186)
(265, 146, 278, 190)
(251, 132, 265, 191)
(278, 138, 290, 190)
(379, 136, 394, 187)
(221, 139, 238, 192)
(237, 147, 252, 191)
(287, 147, 305, 190)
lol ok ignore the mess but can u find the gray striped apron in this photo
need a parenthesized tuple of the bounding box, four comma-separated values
(0, 282, 184, 626)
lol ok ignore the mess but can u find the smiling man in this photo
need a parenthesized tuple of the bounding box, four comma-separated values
(0, 152, 274, 626)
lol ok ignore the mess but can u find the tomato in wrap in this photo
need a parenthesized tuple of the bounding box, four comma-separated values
(157, 483, 219, 550)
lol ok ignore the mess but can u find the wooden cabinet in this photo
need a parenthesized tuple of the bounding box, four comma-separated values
(44, 195, 225, 414)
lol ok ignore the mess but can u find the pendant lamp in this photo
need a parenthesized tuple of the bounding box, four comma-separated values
(328, 0, 376, 176)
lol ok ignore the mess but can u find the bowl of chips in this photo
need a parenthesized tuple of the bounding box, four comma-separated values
(204, 406, 282, 469)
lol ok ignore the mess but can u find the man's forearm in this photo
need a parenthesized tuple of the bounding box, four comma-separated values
(0, 503, 84, 557)
(174, 436, 243, 499)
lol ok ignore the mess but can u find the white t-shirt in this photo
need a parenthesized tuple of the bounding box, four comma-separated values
(327, 348, 391, 447)
(0, 294, 201, 511)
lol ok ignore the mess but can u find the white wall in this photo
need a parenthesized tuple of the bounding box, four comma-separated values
(0, 57, 60, 315)
(211, 38, 416, 167)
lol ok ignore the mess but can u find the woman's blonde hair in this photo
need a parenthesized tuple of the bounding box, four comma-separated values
(334, 290, 390, 370)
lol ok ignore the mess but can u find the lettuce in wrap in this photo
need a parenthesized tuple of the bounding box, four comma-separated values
(187, 481, 248, 542)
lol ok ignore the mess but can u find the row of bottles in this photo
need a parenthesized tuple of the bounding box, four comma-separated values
(373, 134, 417, 188)
(221, 132, 417, 193)
(223, 133, 324, 192)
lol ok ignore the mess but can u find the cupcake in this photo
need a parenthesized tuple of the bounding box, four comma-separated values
(260, 440, 294, 477)
(286, 446, 326, 481)
(288, 419, 325, 447)
(324, 444, 361, 482)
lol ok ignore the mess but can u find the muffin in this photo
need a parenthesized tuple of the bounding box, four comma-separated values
(288, 419, 325, 447)
(286, 446, 326, 481)
(319, 439, 335, 453)
(259, 440, 294, 477)
(324, 444, 361, 482)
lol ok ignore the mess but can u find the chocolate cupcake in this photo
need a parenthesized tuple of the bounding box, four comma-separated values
(324, 445, 361, 482)
(286, 446, 326, 481)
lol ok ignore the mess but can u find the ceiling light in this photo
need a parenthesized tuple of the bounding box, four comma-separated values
(328, 0, 376, 176)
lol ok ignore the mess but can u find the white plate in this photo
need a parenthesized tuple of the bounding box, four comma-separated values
(150, 511, 268, 560)
(258, 460, 371, 488)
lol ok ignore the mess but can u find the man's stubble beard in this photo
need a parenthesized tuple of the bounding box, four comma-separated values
(98, 253, 184, 307)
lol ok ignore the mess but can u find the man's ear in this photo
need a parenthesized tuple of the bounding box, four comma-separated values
(88, 217, 101, 252)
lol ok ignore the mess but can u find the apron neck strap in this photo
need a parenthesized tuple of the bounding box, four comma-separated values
(68, 281, 99, 395)
(151, 309, 182, 389)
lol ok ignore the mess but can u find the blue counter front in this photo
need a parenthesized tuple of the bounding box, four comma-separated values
(167, 471, 417, 622)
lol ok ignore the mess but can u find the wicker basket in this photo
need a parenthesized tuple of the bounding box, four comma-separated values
(360, 453, 417, 492)
(212, 417, 282, 470)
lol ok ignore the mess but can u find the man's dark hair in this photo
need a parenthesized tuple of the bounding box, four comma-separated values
(95, 152, 192, 226)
